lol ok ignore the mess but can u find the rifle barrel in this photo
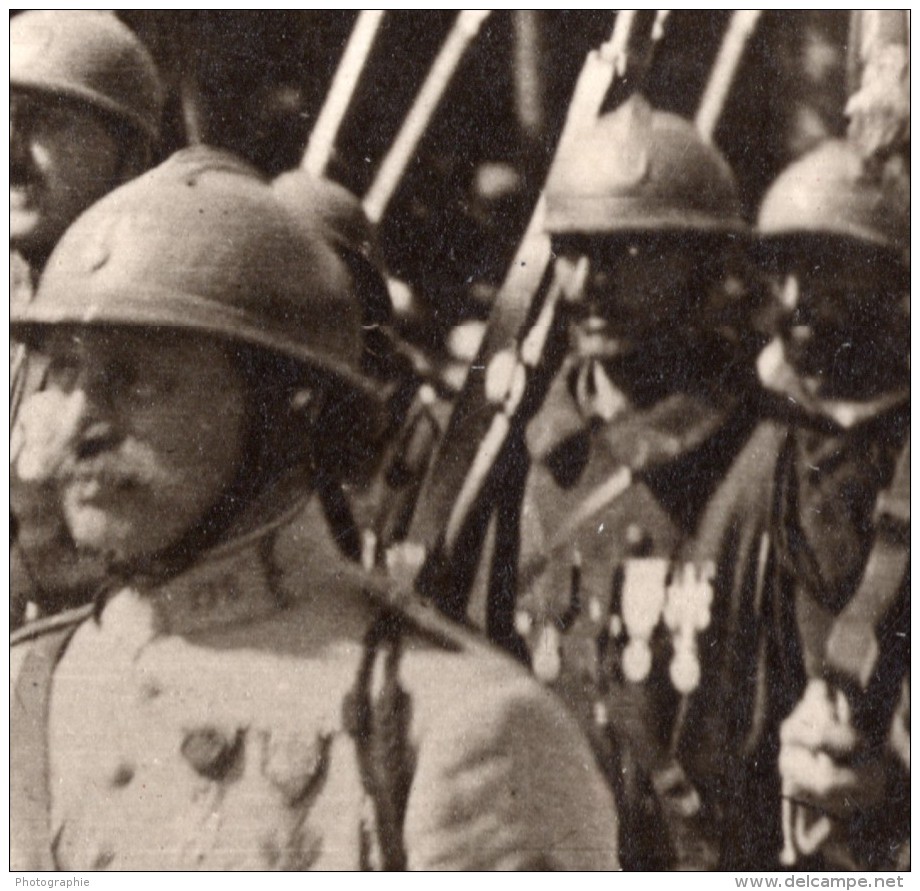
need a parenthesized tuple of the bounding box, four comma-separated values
(302, 10, 386, 176)
(363, 10, 492, 224)
(695, 10, 763, 140)
(407, 12, 636, 556)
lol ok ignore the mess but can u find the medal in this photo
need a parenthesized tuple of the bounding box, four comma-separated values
(622, 639, 653, 683)
(663, 561, 714, 693)
(670, 648, 701, 694)
(532, 624, 562, 683)
(620, 558, 668, 683)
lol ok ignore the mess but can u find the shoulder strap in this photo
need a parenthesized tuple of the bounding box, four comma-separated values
(824, 436, 909, 695)
(342, 609, 414, 871)
(11, 613, 87, 870)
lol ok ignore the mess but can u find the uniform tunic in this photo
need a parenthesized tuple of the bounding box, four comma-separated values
(682, 395, 910, 870)
(11, 494, 620, 871)
(514, 359, 760, 869)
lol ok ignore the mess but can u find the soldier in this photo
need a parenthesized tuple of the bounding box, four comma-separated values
(685, 138, 909, 870)
(10, 9, 163, 289)
(10, 10, 164, 625)
(271, 169, 441, 563)
(510, 95, 763, 869)
(273, 169, 479, 569)
(10, 147, 620, 871)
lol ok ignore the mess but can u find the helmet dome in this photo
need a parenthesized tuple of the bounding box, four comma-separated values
(11, 10, 163, 141)
(545, 95, 745, 237)
(12, 147, 370, 394)
(757, 139, 909, 255)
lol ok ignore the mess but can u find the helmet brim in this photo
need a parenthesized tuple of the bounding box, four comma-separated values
(11, 76, 159, 142)
(11, 286, 382, 406)
(545, 195, 748, 237)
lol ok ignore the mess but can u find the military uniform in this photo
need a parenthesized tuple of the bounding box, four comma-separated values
(510, 96, 761, 869)
(10, 147, 620, 872)
(673, 138, 910, 870)
(680, 405, 909, 870)
(516, 359, 761, 869)
(12, 492, 619, 871)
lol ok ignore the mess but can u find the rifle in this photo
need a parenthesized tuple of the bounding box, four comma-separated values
(695, 11, 763, 141)
(363, 10, 492, 225)
(403, 12, 668, 623)
(780, 439, 910, 867)
(302, 11, 386, 177)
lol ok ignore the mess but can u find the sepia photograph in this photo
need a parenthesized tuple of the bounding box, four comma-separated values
(9, 9, 910, 878)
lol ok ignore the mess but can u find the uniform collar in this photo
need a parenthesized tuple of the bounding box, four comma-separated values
(527, 354, 738, 472)
(757, 339, 908, 429)
(96, 485, 371, 639)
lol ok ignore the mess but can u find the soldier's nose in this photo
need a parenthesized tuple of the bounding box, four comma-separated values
(63, 378, 121, 457)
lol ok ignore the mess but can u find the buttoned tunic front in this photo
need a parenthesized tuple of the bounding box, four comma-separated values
(514, 362, 761, 869)
(13, 494, 620, 871)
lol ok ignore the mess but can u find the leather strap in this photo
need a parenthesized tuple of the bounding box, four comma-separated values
(342, 609, 413, 870)
(11, 617, 86, 870)
(824, 437, 910, 693)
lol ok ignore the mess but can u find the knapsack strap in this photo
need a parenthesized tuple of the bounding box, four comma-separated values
(342, 608, 414, 870)
(11, 616, 86, 870)
(825, 438, 909, 694)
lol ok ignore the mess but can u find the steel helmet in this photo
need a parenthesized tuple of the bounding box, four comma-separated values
(11, 147, 370, 394)
(10, 10, 163, 142)
(757, 139, 909, 255)
(545, 94, 745, 236)
(272, 170, 392, 324)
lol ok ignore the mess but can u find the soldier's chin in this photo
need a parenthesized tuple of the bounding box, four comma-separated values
(64, 502, 159, 565)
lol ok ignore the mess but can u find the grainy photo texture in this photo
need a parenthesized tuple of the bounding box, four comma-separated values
(10, 10, 909, 872)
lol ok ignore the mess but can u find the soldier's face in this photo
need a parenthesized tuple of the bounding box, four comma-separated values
(583, 239, 705, 342)
(32, 327, 248, 563)
(10, 90, 123, 258)
(572, 235, 724, 357)
(770, 246, 910, 398)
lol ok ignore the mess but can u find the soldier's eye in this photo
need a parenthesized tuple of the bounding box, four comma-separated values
(45, 354, 80, 390)
(106, 359, 170, 403)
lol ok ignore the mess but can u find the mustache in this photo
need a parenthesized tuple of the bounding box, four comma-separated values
(55, 440, 171, 491)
